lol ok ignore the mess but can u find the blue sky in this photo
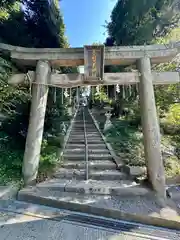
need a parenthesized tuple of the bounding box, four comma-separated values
(61, 0, 116, 47)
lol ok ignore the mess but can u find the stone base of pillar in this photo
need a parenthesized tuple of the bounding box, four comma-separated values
(24, 178, 37, 187)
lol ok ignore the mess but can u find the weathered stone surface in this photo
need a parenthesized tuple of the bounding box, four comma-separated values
(129, 166, 147, 177)
(138, 57, 166, 199)
(1, 42, 179, 67)
(8, 73, 25, 85)
(0, 185, 19, 200)
(22, 60, 50, 186)
(50, 71, 179, 88)
(166, 185, 180, 200)
(53, 169, 127, 181)
(8, 71, 180, 87)
(63, 153, 113, 160)
(61, 160, 116, 170)
(33, 179, 150, 197)
(104, 112, 113, 132)
(161, 144, 176, 158)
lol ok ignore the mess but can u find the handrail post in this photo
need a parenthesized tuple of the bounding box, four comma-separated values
(83, 107, 88, 180)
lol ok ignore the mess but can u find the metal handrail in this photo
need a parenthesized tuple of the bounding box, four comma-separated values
(59, 106, 79, 162)
(82, 107, 89, 180)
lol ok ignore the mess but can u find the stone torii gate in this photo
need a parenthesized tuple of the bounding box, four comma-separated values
(0, 42, 180, 199)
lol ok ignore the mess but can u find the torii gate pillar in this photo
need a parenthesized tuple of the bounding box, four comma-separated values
(138, 56, 166, 199)
(22, 60, 50, 186)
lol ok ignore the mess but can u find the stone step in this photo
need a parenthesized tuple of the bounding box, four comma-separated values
(70, 132, 99, 135)
(53, 169, 126, 180)
(71, 130, 97, 134)
(74, 121, 93, 124)
(68, 139, 103, 144)
(72, 124, 94, 126)
(72, 127, 95, 130)
(72, 123, 95, 125)
(70, 136, 101, 140)
(72, 123, 96, 126)
(72, 122, 94, 124)
(64, 149, 109, 154)
(71, 130, 97, 133)
(72, 124, 95, 127)
(72, 124, 96, 127)
(18, 184, 151, 211)
(71, 131, 97, 134)
(70, 133, 100, 138)
(65, 143, 107, 149)
(67, 139, 85, 144)
(35, 179, 145, 196)
(61, 160, 116, 170)
(72, 132, 98, 135)
(70, 136, 102, 141)
(71, 128, 96, 131)
(63, 153, 113, 161)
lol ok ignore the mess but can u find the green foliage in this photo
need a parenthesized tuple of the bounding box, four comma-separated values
(0, 131, 61, 185)
(0, 1, 30, 46)
(0, 131, 23, 185)
(99, 115, 180, 178)
(0, 0, 76, 184)
(47, 135, 64, 148)
(107, 0, 180, 46)
(0, 58, 30, 114)
(104, 1, 180, 109)
(23, 0, 65, 48)
(161, 103, 180, 135)
(166, 104, 180, 125)
(106, 119, 145, 166)
(0, 0, 68, 48)
(103, 4, 180, 177)
(164, 156, 180, 177)
(0, 57, 31, 148)
(155, 84, 179, 112)
(40, 140, 59, 170)
(152, 27, 180, 44)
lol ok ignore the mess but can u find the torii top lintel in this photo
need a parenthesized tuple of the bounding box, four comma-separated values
(0, 42, 179, 69)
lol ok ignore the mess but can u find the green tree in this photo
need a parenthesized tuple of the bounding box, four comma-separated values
(0, 1, 28, 46)
(107, 0, 180, 46)
(0, 0, 74, 142)
(0, 0, 77, 183)
(104, 1, 180, 117)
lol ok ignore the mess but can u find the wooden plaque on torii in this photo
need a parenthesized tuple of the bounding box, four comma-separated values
(84, 45, 105, 83)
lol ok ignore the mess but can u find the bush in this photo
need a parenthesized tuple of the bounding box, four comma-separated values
(105, 119, 145, 166)
(161, 103, 180, 135)
(166, 103, 180, 126)
(47, 135, 64, 148)
(0, 131, 23, 185)
(164, 156, 180, 177)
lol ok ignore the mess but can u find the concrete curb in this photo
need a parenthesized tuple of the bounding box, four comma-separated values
(0, 185, 20, 200)
(18, 190, 180, 230)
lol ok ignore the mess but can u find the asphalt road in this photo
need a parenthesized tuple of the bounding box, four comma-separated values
(0, 200, 179, 240)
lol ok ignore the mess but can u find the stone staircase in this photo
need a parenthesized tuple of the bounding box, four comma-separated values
(18, 107, 150, 209)
(55, 107, 127, 181)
